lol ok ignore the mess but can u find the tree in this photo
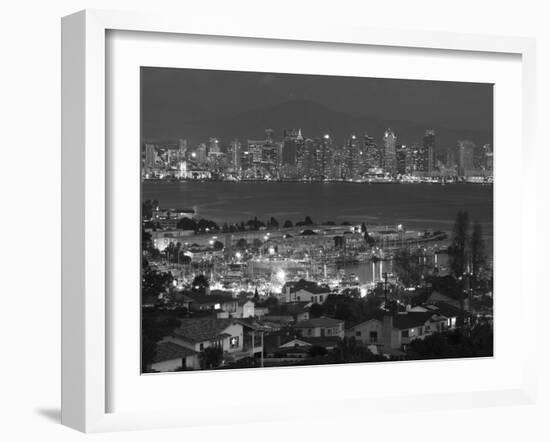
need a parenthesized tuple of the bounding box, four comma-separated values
(283, 220, 293, 228)
(142, 260, 173, 305)
(269, 216, 279, 229)
(393, 248, 427, 288)
(176, 217, 196, 231)
(200, 346, 224, 369)
(328, 337, 381, 363)
(141, 199, 159, 220)
(142, 228, 153, 251)
(141, 312, 181, 371)
(407, 324, 493, 359)
(235, 238, 248, 250)
(448, 210, 470, 279)
(363, 225, 375, 246)
(212, 240, 224, 251)
(309, 303, 324, 318)
(191, 274, 209, 294)
(296, 216, 314, 227)
(196, 218, 219, 233)
(308, 345, 328, 357)
(470, 220, 485, 283)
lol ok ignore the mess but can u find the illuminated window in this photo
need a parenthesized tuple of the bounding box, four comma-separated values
(229, 336, 239, 349)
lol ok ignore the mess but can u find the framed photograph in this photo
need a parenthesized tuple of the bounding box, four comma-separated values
(61, 9, 537, 433)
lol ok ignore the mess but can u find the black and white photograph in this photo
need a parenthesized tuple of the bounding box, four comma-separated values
(140, 67, 494, 373)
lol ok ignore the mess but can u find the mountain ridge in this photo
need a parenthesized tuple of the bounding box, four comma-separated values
(142, 99, 493, 151)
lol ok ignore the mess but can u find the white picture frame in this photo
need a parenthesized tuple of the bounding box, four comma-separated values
(61, 9, 537, 433)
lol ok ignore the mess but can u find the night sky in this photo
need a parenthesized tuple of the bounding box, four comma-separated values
(141, 67, 493, 149)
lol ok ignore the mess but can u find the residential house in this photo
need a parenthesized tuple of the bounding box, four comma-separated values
(182, 293, 238, 316)
(346, 311, 452, 352)
(293, 317, 345, 338)
(150, 341, 200, 372)
(165, 318, 244, 355)
(164, 317, 265, 365)
(282, 279, 331, 304)
(235, 299, 255, 318)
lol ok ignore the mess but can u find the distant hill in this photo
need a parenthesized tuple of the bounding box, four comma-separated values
(142, 99, 492, 151)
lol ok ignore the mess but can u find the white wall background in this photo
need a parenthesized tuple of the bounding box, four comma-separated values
(0, 0, 547, 440)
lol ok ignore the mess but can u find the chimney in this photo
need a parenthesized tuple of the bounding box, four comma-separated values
(382, 314, 393, 349)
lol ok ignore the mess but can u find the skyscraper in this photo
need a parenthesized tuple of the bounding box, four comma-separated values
(228, 139, 241, 170)
(145, 144, 156, 169)
(457, 140, 475, 176)
(209, 137, 220, 154)
(282, 128, 299, 166)
(178, 138, 188, 160)
(312, 134, 332, 178)
(383, 129, 397, 175)
(364, 134, 380, 171)
(423, 129, 436, 173)
(196, 143, 208, 164)
(343, 135, 361, 179)
(396, 144, 411, 175)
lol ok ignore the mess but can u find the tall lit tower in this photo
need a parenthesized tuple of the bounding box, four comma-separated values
(423, 129, 436, 173)
(282, 128, 299, 166)
(145, 144, 156, 169)
(383, 129, 397, 175)
(208, 137, 220, 154)
(364, 134, 379, 171)
(178, 138, 188, 160)
(229, 139, 241, 170)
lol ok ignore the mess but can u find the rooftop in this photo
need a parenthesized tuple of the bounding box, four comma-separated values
(283, 279, 330, 295)
(152, 341, 197, 363)
(393, 312, 434, 330)
(294, 317, 343, 329)
(173, 318, 238, 343)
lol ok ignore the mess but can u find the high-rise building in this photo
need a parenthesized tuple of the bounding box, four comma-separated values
(297, 138, 314, 178)
(240, 147, 254, 171)
(482, 144, 493, 172)
(396, 144, 411, 175)
(282, 128, 300, 166)
(209, 137, 220, 154)
(178, 138, 188, 160)
(457, 140, 475, 176)
(423, 129, 436, 173)
(228, 139, 241, 170)
(343, 135, 362, 179)
(196, 143, 208, 164)
(145, 144, 156, 169)
(364, 134, 380, 171)
(312, 134, 332, 178)
(383, 129, 397, 175)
